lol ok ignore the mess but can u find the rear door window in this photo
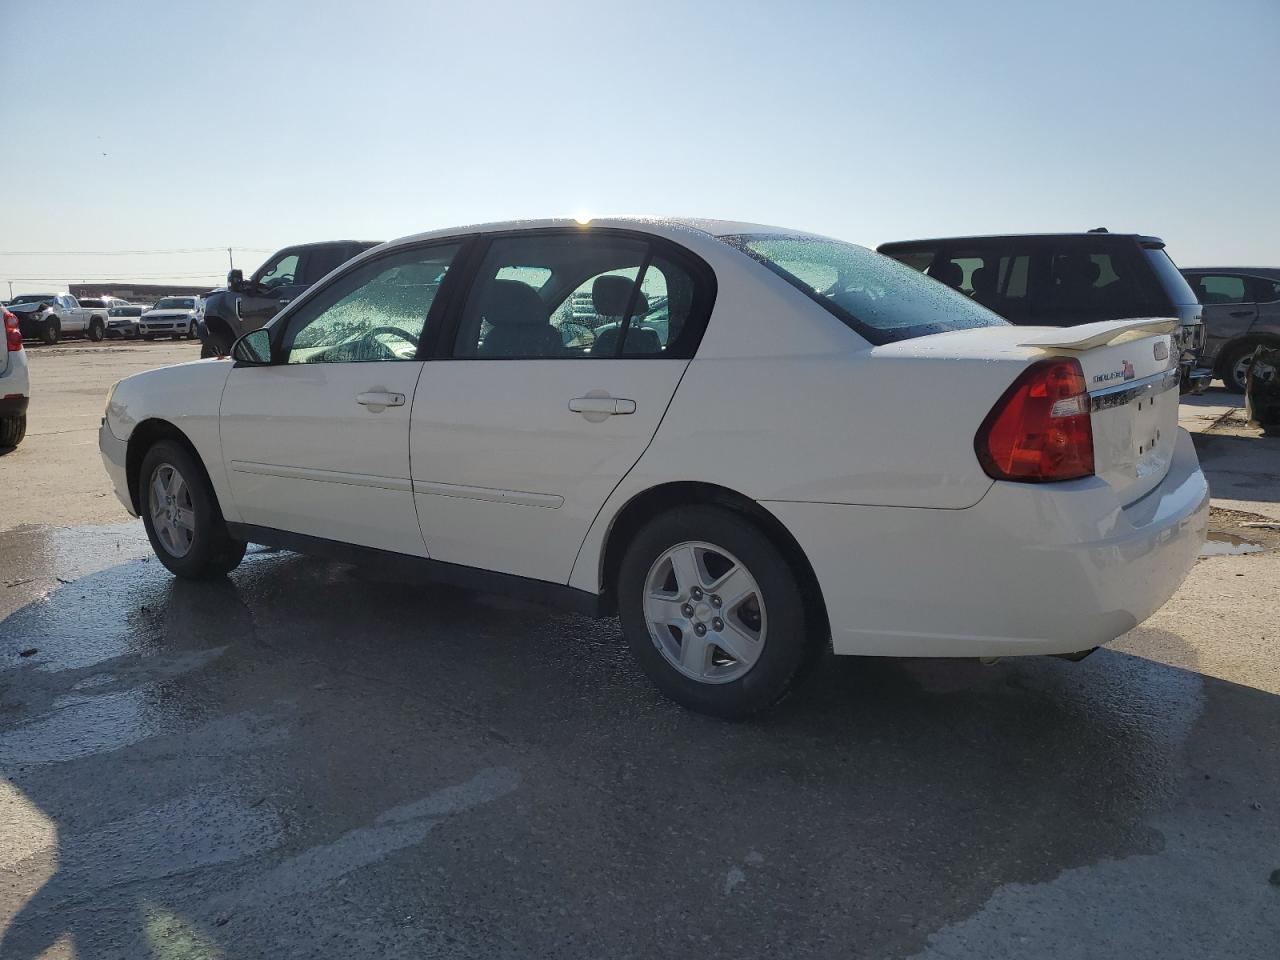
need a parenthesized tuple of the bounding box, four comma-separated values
(451, 232, 710, 359)
(1189, 274, 1249, 304)
(301, 245, 355, 285)
(1254, 278, 1280, 304)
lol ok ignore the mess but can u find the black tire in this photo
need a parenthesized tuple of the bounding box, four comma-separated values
(87, 317, 105, 342)
(40, 318, 60, 345)
(617, 505, 821, 719)
(200, 330, 232, 358)
(1218, 342, 1255, 393)
(186, 324, 197, 340)
(139, 440, 246, 579)
(142, 334, 154, 341)
(0, 415, 26, 449)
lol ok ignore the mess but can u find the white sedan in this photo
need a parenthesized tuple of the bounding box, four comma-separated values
(100, 218, 1208, 717)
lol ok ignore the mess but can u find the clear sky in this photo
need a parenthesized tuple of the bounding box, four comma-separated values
(2, 0, 1277, 295)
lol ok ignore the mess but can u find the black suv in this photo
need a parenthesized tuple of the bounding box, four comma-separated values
(876, 232, 1209, 392)
(1179, 267, 1280, 392)
(199, 240, 380, 357)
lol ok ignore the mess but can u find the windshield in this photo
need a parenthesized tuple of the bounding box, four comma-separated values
(722, 235, 1008, 344)
(10, 294, 55, 305)
(155, 297, 196, 310)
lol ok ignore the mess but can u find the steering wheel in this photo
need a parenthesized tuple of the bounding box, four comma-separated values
(364, 325, 419, 347)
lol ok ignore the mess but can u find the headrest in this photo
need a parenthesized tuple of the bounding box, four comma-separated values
(592, 275, 648, 317)
(930, 261, 963, 288)
(970, 266, 995, 294)
(1058, 256, 1100, 285)
(482, 280, 548, 327)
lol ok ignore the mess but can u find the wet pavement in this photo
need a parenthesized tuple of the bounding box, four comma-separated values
(2, 520, 1278, 958)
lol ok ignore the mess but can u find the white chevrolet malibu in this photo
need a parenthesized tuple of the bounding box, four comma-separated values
(100, 218, 1208, 716)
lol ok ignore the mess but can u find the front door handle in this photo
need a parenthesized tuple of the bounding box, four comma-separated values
(569, 395, 637, 421)
(356, 391, 405, 409)
(1228, 310, 1253, 318)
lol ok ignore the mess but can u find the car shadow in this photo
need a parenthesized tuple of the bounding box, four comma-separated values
(1, 545, 1277, 958)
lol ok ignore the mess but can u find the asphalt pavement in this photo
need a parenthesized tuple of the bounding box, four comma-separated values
(1, 345, 1277, 959)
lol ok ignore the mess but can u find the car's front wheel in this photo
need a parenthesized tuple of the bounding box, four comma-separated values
(139, 440, 246, 578)
(618, 505, 821, 718)
(40, 318, 60, 345)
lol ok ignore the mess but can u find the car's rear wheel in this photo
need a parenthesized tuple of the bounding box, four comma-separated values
(1220, 342, 1256, 393)
(87, 317, 105, 342)
(618, 505, 819, 718)
(41, 318, 60, 345)
(0, 415, 26, 449)
(139, 440, 246, 578)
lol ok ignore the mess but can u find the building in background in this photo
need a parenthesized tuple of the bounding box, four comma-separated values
(69, 281, 214, 305)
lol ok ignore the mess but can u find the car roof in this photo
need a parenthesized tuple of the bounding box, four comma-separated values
(280, 239, 382, 250)
(378, 216, 833, 252)
(1182, 266, 1280, 275)
(878, 233, 1164, 247)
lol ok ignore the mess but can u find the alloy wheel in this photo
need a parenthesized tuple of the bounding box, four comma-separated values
(148, 462, 196, 558)
(642, 541, 767, 684)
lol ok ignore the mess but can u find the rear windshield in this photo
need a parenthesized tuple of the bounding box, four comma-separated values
(879, 239, 1177, 325)
(1143, 247, 1197, 305)
(721, 235, 1007, 344)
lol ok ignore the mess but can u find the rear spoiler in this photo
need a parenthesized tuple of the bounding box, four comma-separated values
(1017, 317, 1178, 352)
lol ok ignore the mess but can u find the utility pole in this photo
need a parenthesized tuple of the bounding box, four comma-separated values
(227, 247, 234, 271)
(6, 281, 12, 299)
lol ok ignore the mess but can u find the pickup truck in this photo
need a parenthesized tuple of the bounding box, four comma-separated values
(198, 240, 380, 357)
(6, 293, 109, 345)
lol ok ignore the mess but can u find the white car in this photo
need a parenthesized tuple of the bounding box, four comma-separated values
(139, 297, 202, 340)
(2, 306, 30, 448)
(99, 218, 1208, 717)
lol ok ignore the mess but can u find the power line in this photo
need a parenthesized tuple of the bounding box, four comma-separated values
(3, 273, 226, 281)
(0, 247, 274, 256)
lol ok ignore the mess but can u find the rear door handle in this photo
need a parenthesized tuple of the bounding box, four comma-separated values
(568, 396, 637, 419)
(356, 391, 405, 408)
(1228, 310, 1253, 318)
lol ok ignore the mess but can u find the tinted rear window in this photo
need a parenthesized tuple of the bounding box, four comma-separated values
(722, 235, 1007, 344)
(1143, 247, 1197, 305)
(881, 239, 1179, 325)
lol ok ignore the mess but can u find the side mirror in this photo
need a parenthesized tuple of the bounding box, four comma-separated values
(231, 328, 273, 364)
(227, 268, 245, 292)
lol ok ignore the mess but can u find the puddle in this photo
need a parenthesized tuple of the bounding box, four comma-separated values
(1199, 532, 1264, 557)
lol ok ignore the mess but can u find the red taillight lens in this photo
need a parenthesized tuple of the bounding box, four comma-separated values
(975, 358, 1094, 482)
(4, 310, 21, 352)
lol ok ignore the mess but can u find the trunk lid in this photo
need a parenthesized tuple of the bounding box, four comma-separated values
(1018, 318, 1181, 505)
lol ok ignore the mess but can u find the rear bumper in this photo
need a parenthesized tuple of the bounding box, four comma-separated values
(766, 428, 1209, 657)
(99, 420, 136, 516)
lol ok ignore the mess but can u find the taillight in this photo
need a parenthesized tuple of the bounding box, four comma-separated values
(975, 358, 1094, 482)
(4, 310, 21, 352)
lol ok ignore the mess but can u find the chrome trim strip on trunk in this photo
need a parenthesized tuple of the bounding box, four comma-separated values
(1089, 368, 1180, 411)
